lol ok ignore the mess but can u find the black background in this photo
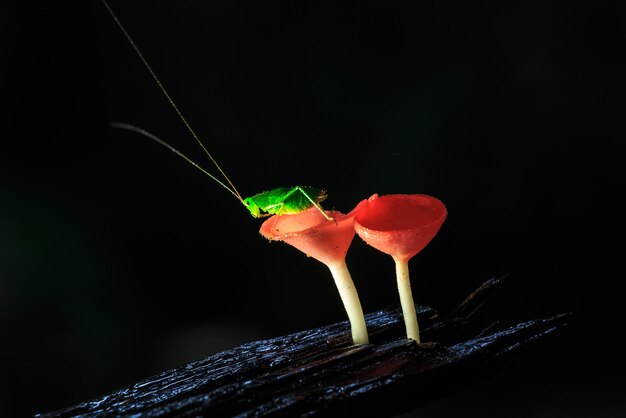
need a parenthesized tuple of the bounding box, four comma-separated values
(2, 1, 624, 417)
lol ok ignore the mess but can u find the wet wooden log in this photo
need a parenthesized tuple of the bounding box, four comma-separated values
(36, 275, 572, 418)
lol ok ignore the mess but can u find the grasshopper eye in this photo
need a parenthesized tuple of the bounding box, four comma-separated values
(354, 194, 447, 343)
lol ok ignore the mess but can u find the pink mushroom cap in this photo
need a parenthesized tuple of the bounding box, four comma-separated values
(354, 194, 447, 262)
(259, 199, 369, 266)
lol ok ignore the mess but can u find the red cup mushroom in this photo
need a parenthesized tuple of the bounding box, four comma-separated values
(259, 199, 370, 345)
(354, 194, 447, 342)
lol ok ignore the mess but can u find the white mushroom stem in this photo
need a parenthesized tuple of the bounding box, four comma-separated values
(393, 258, 420, 343)
(326, 260, 369, 345)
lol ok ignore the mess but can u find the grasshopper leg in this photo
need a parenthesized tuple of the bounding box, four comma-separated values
(293, 186, 334, 222)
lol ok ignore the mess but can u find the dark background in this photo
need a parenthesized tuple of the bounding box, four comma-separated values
(2, 0, 624, 417)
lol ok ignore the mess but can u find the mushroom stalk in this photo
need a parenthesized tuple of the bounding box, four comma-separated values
(394, 258, 420, 342)
(327, 260, 369, 345)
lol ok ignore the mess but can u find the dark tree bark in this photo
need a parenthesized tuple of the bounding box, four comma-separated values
(36, 275, 572, 418)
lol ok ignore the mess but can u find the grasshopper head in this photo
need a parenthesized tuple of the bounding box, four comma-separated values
(243, 197, 262, 218)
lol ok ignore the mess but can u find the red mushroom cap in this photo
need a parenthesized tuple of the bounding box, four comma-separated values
(259, 199, 369, 266)
(354, 194, 447, 262)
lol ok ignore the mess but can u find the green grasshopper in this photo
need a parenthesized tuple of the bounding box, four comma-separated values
(102, 1, 333, 221)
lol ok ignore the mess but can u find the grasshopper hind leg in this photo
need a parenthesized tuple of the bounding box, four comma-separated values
(294, 186, 334, 222)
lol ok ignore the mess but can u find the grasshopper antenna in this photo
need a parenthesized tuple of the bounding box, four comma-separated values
(110, 122, 242, 200)
(101, 0, 244, 202)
